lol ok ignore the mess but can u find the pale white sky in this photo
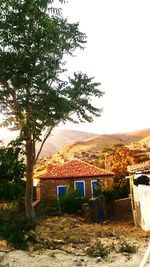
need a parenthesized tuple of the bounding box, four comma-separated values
(60, 0, 150, 134)
(0, 0, 150, 138)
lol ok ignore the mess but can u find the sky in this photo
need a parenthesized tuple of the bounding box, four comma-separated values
(60, 0, 150, 134)
(0, 0, 150, 138)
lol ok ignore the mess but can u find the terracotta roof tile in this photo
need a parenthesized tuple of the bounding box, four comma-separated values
(128, 160, 150, 174)
(40, 159, 114, 179)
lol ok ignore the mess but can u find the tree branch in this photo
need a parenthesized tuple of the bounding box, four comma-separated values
(35, 125, 56, 164)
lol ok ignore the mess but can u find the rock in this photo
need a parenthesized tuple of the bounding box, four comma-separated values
(73, 258, 86, 267)
(0, 240, 11, 252)
(79, 258, 84, 262)
(0, 241, 7, 247)
(123, 252, 129, 256)
(95, 256, 102, 262)
(53, 239, 65, 245)
(76, 262, 82, 267)
(73, 257, 78, 262)
(0, 251, 5, 261)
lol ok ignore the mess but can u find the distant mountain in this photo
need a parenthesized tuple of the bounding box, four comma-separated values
(36, 129, 97, 157)
(1, 128, 150, 160)
(0, 128, 96, 157)
(51, 128, 150, 162)
(111, 128, 150, 144)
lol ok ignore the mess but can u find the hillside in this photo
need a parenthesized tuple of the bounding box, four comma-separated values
(0, 128, 96, 156)
(51, 128, 150, 163)
(111, 128, 150, 144)
(1, 128, 150, 160)
(36, 129, 96, 157)
(138, 136, 150, 148)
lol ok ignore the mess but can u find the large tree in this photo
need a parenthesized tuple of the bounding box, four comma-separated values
(0, 0, 104, 224)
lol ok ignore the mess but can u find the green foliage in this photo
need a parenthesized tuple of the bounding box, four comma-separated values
(102, 188, 117, 203)
(60, 189, 87, 214)
(118, 239, 137, 254)
(0, 143, 25, 201)
(102, 181, 130, 202)
(113, 181, 130, 199)
(0, 203, 35, 250)
(86, 238, 137, 258)
(0, 221, 27, 250)
(0, 0, 104, 222)
(0, 0, 104, 142)
(86, 239, 110, 258)
(35, 200, 60, 217)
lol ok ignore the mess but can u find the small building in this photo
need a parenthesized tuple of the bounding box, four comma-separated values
(128, 160, 150, 230)
(36, 159, 114, 202)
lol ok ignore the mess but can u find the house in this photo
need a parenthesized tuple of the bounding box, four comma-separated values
(36, 159, 114, 202)
(128, 160, 150, 230)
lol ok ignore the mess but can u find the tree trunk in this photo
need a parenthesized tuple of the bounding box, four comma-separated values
(25, 139, 36, 225)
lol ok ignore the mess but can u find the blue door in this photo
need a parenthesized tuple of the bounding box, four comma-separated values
(57, 186, 68, 200)
(74, 181, 85, 197)
(92, 180, 98, 197)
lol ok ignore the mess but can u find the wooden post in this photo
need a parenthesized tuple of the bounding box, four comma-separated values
(129, 174, 136, 225)
(129, 174, 141, 226)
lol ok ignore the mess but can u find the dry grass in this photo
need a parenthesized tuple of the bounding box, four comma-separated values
(35, 210, 150, 252)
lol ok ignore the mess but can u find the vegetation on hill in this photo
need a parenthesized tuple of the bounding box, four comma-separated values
(98, 144, 149, 198)
(50, 128, 150, 163)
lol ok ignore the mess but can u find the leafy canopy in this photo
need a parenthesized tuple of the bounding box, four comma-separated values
(0, 142, 25, 200)
(0, 0, 104, 148)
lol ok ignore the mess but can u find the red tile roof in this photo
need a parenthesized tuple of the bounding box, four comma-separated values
(40, 159, 114, 179)
(128, 160, 150, 174)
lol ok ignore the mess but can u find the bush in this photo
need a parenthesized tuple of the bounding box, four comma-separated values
(0, 143, 25, 201)
(0, 202, 36, 250)
(60, 189, 88, 214)
(0, 222, 27, 250)
(0, 179, 26, 201)
(103, 182, 130, 203)
(118, 239, 137, 254)
(86, 239, 110, 258)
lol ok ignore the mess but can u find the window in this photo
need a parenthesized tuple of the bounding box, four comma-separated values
(57, 186, 68, 200)
(91, 180, 98, 197)
(74, 181, 85, 197)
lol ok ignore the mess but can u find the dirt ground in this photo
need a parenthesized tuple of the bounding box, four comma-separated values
(35, 198, 150, 246)
(1, 200, 150, 266)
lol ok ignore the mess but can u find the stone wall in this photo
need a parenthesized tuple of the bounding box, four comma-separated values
(36, 176, 114, 201)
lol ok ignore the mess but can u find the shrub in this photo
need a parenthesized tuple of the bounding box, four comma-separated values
(0, 216, 28, 249)
(0, 143, 25, 201)
(0, 203, 36, 250)
(118, 239, 137, 254)
(102, 188, 118, 203)
(60, 189, 88, 214)
(86, 239, 110, 258)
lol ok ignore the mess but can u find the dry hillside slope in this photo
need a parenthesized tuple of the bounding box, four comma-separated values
(51, 128, 150, 162)
(1, 128, 150, 159)
(138, 136, 150, 147)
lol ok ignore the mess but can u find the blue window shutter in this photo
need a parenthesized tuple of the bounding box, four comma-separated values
(92, 180, 98, 197)
(75, 181, 85, 197)
(58, 186, 68, 199)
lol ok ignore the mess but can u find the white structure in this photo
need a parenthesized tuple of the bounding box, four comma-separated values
(128, 161, 150, 230)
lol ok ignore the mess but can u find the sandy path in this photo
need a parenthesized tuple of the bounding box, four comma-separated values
(1, 243, 149, 267)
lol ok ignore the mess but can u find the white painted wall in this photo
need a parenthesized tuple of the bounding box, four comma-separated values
(134, 184, 150, 231)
